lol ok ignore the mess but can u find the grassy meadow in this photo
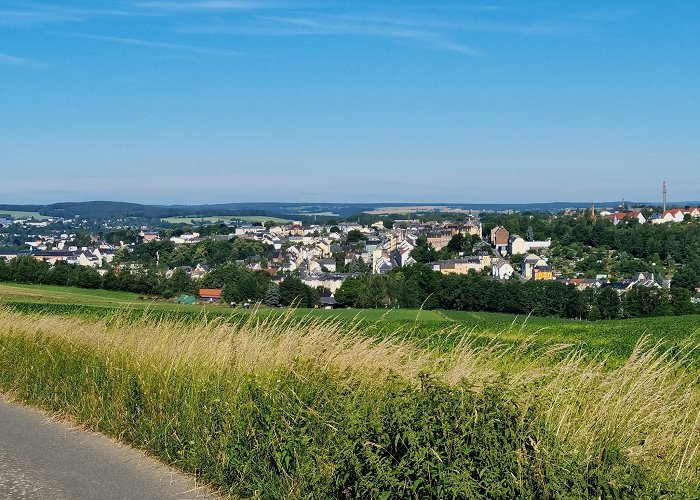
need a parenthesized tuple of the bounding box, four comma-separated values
(2, 283, 700, 496)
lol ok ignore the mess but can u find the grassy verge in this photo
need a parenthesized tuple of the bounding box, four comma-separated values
(1, 307, 699, 497)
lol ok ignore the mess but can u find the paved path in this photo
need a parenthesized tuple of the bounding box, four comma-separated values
(0, 397, 219, 499)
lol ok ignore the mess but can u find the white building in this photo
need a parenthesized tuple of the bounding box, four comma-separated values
(492, 259, 514, 280)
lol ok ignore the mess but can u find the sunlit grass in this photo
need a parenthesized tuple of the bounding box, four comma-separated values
(0, 306, 699, 495)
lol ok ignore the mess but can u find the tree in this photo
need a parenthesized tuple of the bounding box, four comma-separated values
(69, 266, 102, 289)
(264, 283, 281, 307)
(169, 268, 195, 294)
(671, 267, 699, 292)
(192, 245, 208, 264)
(348, 258, 371, 274)
(101, 268, 120, 290)
(410, 236, 438, 264)
(47, 261, 72, 286)
(71, 232, 92, 248)
(335, 276, 365, 307)
(447, 234, 465, 253)
(0, 259, 8, 281)
(280, 277, 316, 308)
(334, 253, 347, 273)
(222, 283, 241, 304)
(346, 229, 365, 244)
(112, 247, 126, 264)
(670, 287, 695, 315)
(564, 285, 587, 319)
(526, 226, 535, 242)
(597, 287, 621, 320)
(8, 256, 49, 284)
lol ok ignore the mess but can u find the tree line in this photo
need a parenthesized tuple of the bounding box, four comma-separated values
(1, 256, 696, 319)
(0, 256, 319, 308)
(334, 264, 697, 320)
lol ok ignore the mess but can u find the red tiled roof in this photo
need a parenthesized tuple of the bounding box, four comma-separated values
(199, 288, 222, 298)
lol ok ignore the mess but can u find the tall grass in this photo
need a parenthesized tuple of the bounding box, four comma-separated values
(0, 306, 698, 497)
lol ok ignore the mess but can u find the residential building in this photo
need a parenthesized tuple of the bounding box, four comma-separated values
(490, 226, 509, 255)
(492, 259, 514, 280)
(429, 255, 491, 275)
(426, 230, 453, 251)
(532, 265, 553, 281)
(521, 254, 549, 280)
(507, 236, 552, 256)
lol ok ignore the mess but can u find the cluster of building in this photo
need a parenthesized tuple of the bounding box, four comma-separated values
(226, 219, 485, 291)
(0, 231, 116, 271)
(598, 207, 700, 225)
(563, 272, 668, 292)
(486, 225, 553, 281)
(2, 204, 694, 302)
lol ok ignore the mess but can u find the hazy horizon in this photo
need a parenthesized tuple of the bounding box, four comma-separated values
(4, 198, 699, 209)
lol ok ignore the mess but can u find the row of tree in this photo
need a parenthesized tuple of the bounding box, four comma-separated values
(0, 256, 319, 308)
(2, 256, 696, 319)
(334, 265, 697, 320)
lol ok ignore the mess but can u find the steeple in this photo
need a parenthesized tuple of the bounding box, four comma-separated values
(590, 202, 596, 221)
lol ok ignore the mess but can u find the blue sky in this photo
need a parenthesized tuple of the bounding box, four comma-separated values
(1, 1, 698, 205)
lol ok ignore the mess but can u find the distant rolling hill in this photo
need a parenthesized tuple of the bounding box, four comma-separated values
(3, 200, 697, 221)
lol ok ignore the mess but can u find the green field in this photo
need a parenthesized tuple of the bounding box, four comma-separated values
(2, 282, 700, 359)
(2, 281, 700, 495)
(0, 283, 445, 320)
(162, 215, 292, 224)
(0, 210, 49, 220)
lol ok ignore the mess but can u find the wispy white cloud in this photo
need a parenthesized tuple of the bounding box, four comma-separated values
(0, 9, 81, 25)
(0, 52, 49, 68)
(0, 2, 164, 25)
(65, 33, 240, 56)
(181, 13, 480, 54)
(573, 8, 637, 23)
(136, 0, 284, 11)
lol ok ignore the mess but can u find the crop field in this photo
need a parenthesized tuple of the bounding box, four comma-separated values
(0, 283, 446, 320)
(1, 282, 700, 361)
(162, 215, 293, 224)
(0, 210, 49, 220)
(0, 283, 154, 307)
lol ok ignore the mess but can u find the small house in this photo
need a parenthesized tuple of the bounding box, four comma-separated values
(319, 295, 340, 309)
(199, 288, 223, 302)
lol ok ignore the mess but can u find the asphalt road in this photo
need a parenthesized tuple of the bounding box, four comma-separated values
(0, 397, 219, 500)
